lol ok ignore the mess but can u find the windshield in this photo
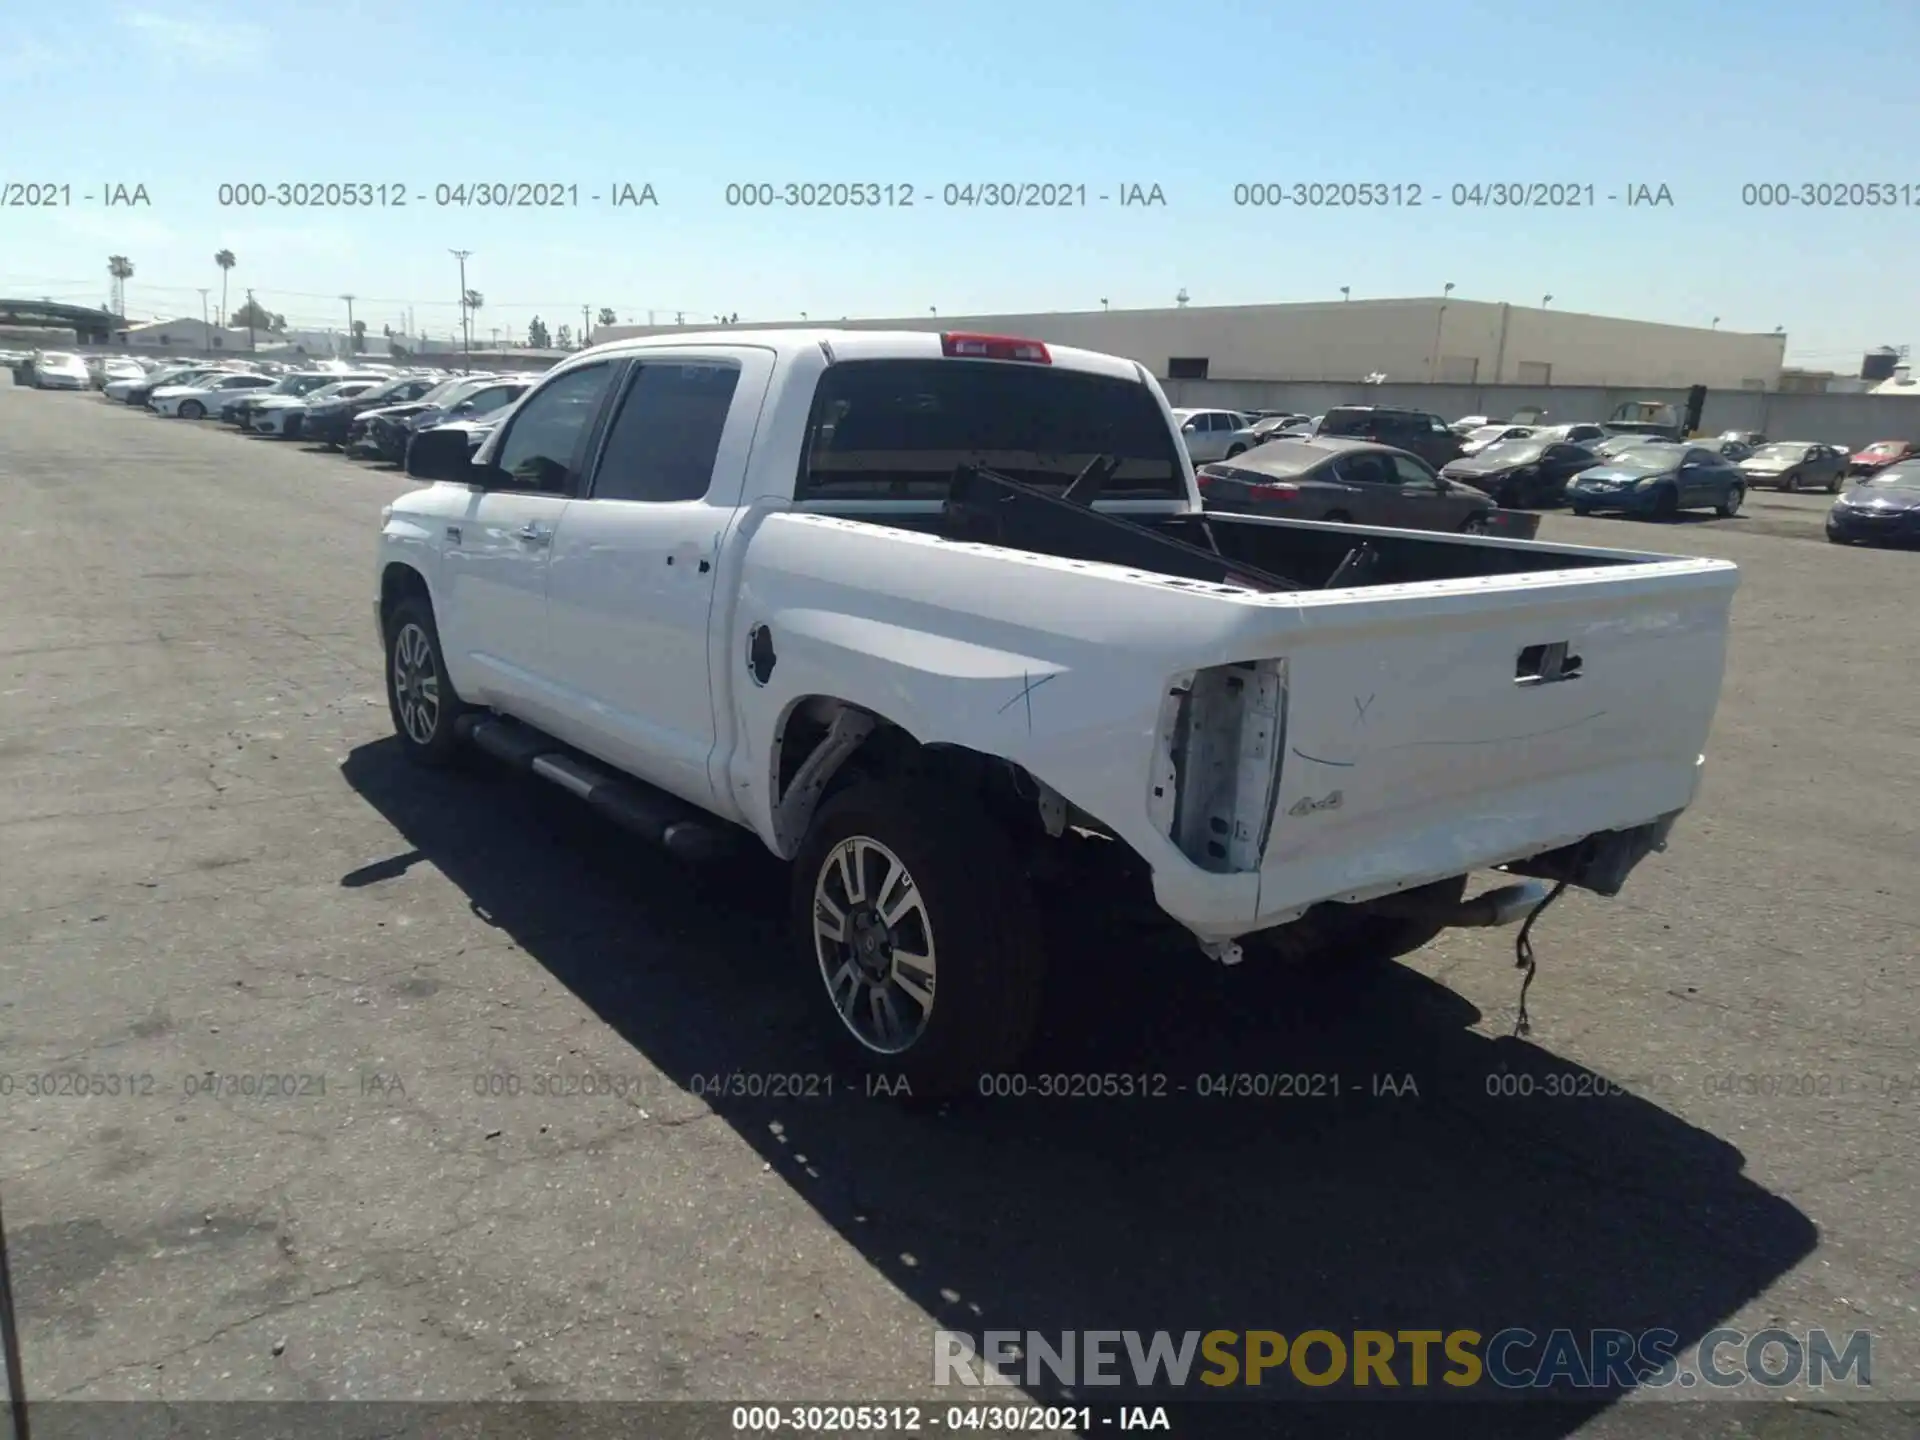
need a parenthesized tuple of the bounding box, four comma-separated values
(1475, 440, 1547, 465)
(1465, 425, 1512, 444)
(41, 352, 79, 365)
(1860, 462, 1920, 489)
(414, 377, 473, 404)
(797, 359, 1187, 502)
(1750, 444, 1812, 461)
(1861, 441, 1904, 455)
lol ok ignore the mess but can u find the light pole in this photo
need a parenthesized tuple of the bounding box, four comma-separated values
(1430, 281, 1454, 381)
(197, 288, 211, 354)
(245, 287, 257, 352)
(582, 305, 591, 347)
(1711, 316, 1721, 329)
(449, 249, 472, 357)
(341, 294, 355, 356)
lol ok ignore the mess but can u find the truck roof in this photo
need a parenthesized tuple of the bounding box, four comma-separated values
(580, 328, 1151, 385)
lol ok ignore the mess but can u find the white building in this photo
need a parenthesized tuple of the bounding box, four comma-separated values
(592, 297, 1787, 392)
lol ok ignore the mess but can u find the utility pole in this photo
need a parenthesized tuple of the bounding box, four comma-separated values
(197, 288, 211, 355)
(341, 294, 355, 357)
(582, 305, 591, 348)
(245, 287, 257, 352)
(449, 250, 472, 358)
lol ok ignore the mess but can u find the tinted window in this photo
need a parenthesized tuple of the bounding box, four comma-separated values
(1318, 410, 1369, 437)
(492, 363, 618, 493)
(463, 385, 524, 414)
(589, 360, 742, 503)
(797, 359, 1186, 501)
(1390, 454, 1436, 485)
(1336, 452, 1394, 485)
(1428, 415, 1451, 433)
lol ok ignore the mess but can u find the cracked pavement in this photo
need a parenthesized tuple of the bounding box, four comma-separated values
(1, 386, 1916, 1436)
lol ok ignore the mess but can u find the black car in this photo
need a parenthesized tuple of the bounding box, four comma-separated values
(1440, 439, 1598, 508)
(1313, 405, 1465, 469)
(1826, 460, 1920, 546)
(302, 374, 442, 447)
(372, 378, 533, 463)
(1198, 437, 1528, 535)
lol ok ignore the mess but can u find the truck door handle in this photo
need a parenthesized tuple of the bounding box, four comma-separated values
(445, 526, 462, 544)
(514, 524, 551, 546)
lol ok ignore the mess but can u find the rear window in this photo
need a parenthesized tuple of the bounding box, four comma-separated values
(796, 359, 1186, 501)
(1317, 409, 1373, 436)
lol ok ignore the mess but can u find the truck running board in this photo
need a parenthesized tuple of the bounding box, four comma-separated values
(456, 715, 738, 863)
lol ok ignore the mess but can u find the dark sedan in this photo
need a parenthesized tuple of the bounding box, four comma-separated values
(302, 374, 441, 448)
(362, 376, 531, 463)
(1197, 438, 1519, 535)
(1440, 438, 1597, 508)
(1566, 444, 1747, 519)
(1826, 460, 1920, 546)
(224, 371, 368, 427)
(1738, 441, 1848, 493)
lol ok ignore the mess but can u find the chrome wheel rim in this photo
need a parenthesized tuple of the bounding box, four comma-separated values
(812, 836, 936, 1054)
(1725, 485, 1743, 515)
(391, 622, 441, 745)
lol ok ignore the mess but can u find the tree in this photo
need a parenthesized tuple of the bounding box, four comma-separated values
(597, 307, 617, 327)
(527, 315, 550, 349)
(214, 249, 236, 325)
(556, 323, 573, 350)
(229, 297, 284, 333)
(351, 319, 367, 353)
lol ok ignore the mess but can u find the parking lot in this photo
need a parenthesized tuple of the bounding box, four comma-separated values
(1, 384, 1916, 1435)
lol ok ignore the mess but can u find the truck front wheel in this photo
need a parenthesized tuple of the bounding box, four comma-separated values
(793, 778, 1046, 1095)
(385, 597, 469, 768)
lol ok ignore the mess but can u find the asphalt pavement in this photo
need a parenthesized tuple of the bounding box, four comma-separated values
(1, 386, 1915, 1438)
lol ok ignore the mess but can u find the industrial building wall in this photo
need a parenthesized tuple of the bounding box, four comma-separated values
(593, 298, 1787, 391)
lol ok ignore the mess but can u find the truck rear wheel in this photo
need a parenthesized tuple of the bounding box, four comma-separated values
(792, 777, 1045, 1095)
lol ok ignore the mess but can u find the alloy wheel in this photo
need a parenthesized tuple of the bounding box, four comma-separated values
(391, 622, 442, 745)
(812, 836, 937, 1054)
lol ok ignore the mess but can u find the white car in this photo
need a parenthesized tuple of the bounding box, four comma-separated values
(252, 380, 378, 437)
(378, 327, 1739, 1090)
(31, 352, 90, 390)
(96, 358, 147, 389)
(152, 372, 281, 418)
(104, 365, 217, 402)
(1172, 407, 1254, 462)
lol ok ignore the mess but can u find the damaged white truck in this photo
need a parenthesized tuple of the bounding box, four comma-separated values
(378, 329, 1739, 1090)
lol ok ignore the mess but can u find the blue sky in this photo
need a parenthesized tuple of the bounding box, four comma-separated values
(4, 0, 1918, 365)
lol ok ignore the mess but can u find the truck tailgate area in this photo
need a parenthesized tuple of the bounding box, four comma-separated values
(1212, 562, 1739, 925)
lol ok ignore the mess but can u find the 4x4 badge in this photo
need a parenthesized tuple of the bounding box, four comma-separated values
(1288, 790, 1343, 817)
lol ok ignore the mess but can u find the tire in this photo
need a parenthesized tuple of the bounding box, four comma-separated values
(1716, 483, 1744, 518)
(1242, 875, 1469, 968)
(1827, 473, 1842, 494)
(1782, 471, 1800, 493)
(1459, 512, 1490, 534)
(1323, 510, 1353, 524)
(1650, 485, 1680, 519)
(384, 597, 469, 768)
(179, 400, 205, 420)
(1225, 444, 1246, 458)
(1571, 504, 1593, 517)
(791, 776, 1046, 1095)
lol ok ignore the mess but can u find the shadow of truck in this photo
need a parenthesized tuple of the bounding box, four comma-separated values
(339, 738, 1817, 1439)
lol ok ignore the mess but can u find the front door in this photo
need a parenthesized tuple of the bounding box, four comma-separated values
(541, 350, 773, 811)
(436, 361, 621, 722)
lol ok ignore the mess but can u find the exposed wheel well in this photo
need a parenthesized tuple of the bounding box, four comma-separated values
(380, 563, 432, 632)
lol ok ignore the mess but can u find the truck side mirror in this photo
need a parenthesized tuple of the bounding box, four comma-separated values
(407, 427, 482, 483)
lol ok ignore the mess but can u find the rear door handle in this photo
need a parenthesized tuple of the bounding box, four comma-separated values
(514, 524, 551, 547)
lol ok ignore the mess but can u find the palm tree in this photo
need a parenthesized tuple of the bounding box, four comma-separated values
(214, 250, 236, 326)
(107, 255, 133, 318)
(597, 307, 617, 327)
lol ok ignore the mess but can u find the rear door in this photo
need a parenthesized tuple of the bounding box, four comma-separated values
(1327, 450, 1399, 524)
(540, 348, 774, 809)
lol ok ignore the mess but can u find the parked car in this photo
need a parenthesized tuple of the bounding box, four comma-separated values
(252, 380, 380, 437)
(113, 365, 226, 406)
(29, 352, 91, 390)
(1825, 459, 1920, 546)
(1314, 405, 1464, 468)
(358, 376, 529, 463)
(1591, 433, 1675, 462)
(1529, 423, 1609, 448)
(1737, 442, 1848, 493)
(1717, 430, 1766, 449)
(1566, 443, 1747, 519)
(303, 373, 443, 447)
(1171, 408, 1253, 463)
(1450, 414, 1492, 434)
(1439, 438, 1599, 508)
(152, 371, 280, 418)
(1849, 439, 1917, 475)
(93, 357, 147, 390)
(381, 327, 1735, 1087)
(223, 370, 379, 426)
(1458, 423, 1537, 457)
(1216, 414, 1299, 458)
(1198, 437, 1507, 532)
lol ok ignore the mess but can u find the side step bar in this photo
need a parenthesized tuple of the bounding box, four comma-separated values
(457, 714, 739, 863)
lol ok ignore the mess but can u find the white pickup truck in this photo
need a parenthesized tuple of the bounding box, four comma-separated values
(377, 329, 1739, 1090)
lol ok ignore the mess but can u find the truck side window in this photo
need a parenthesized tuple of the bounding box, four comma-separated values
(588, 361, 742, 503)
(491, 363, 618, 494)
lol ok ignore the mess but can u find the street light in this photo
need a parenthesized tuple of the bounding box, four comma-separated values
(1442, 281, 1455, 299)
(341, 294, 355, 356)
(197, 288, 211, 354)
(1711, 316, 1721, 329)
